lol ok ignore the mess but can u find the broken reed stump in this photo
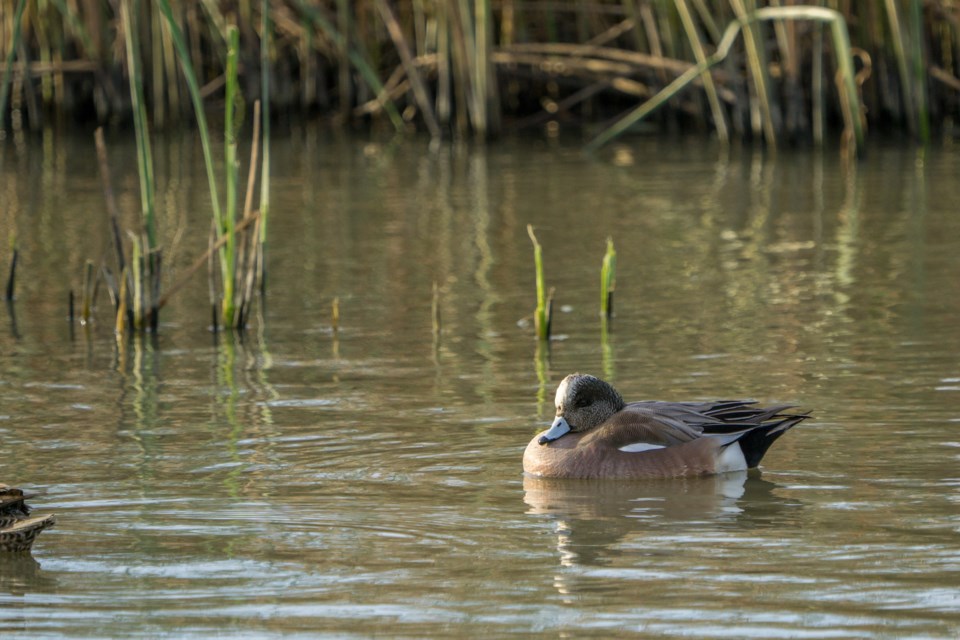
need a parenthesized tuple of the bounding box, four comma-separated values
(4, 249, 17, 301)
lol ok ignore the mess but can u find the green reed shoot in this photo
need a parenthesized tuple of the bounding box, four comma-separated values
(600, 237, 616, 319)
(527, 224, 551, 340)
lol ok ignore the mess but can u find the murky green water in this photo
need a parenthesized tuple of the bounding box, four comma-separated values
(2, 128, 959, 637)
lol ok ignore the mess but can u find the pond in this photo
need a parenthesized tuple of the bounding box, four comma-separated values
(1, 128, 959, 637)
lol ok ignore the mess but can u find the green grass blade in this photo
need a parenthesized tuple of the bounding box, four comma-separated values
(121, 0, 157, 250)
(156, 0, 222, 225)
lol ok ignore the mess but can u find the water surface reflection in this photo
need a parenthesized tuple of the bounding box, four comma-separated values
(1, 132, 959, 637)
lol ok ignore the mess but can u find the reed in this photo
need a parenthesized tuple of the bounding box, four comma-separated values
(157, 5, 267, 329)
(80, 260, 95, 324)
(526, 224, 551, 341)
(119, 0, 160, 332)
(4, 245, 17, 301)
(674, 0, 728, 142)
(6, 3, 959, 156)
(907, 0, 930, 142)
(431, 281, 441, 342)
(221, 24, 241, 328)
(586, 7, 865, 152)
(259, 0, 271, 295)
(156, 0, 222, 224)
(600, 237, 616, 320)
(121, 1, 156, 249)
(0, 0, 29, 137)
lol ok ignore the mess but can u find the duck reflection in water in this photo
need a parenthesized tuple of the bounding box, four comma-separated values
(523, 472, 802, 568)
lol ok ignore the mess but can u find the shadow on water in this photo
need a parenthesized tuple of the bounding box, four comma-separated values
(4, 300, 19, 340)
(0, 554, 57, 595)
(523, 472, 804, 567)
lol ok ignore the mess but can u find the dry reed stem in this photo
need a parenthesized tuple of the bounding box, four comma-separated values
(375, 0, 441, 138)
(675, 0, 728, 142)
(156, 209, 262, 311)
(94, 128, 130, 308)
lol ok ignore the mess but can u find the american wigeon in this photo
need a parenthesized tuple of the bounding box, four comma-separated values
(523, 374, 808, 479)
(0, 484, 55, 553)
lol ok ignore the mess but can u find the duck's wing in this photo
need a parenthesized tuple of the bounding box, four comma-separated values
(582, 400, 804, 450)
(631, 400, 801, 433)
(581, 405, 706, 450)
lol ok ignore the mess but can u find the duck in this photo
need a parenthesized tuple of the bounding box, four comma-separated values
(523, 373, 809, 479)
(0, 484, 56, 553)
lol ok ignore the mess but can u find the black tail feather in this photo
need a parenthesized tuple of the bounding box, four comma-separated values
(735, 415, 809, 468)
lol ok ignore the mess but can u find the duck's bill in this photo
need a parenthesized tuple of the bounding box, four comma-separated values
(538, 416, 571, 445)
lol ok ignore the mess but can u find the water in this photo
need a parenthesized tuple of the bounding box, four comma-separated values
(1, 128, 959, 637)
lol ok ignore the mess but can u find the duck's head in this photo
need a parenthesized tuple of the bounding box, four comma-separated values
(538, 373, 626, 445)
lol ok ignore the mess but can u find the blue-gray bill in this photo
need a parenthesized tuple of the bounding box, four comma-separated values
(538, 416, 571, 445)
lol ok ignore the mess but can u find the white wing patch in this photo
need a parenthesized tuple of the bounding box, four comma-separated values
(618, 442, 666, 453)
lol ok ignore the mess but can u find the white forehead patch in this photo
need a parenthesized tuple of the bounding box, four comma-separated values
(555, 377, 570, 409)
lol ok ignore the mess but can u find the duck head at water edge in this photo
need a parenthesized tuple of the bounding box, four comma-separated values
(523, 373, 809, 480)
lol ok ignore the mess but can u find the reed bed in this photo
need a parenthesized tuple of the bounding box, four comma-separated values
(81, 1, 270, 335)
(2, 2, 958, 145)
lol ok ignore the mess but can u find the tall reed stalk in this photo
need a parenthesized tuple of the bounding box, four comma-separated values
(259, 0, 271, 294)
(527, 224, 551, 341)
(221, 25, 241, 328)
(120, 0, 160, 331)
(0, 0, 29, 137)
(907, 0, 929, 142)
